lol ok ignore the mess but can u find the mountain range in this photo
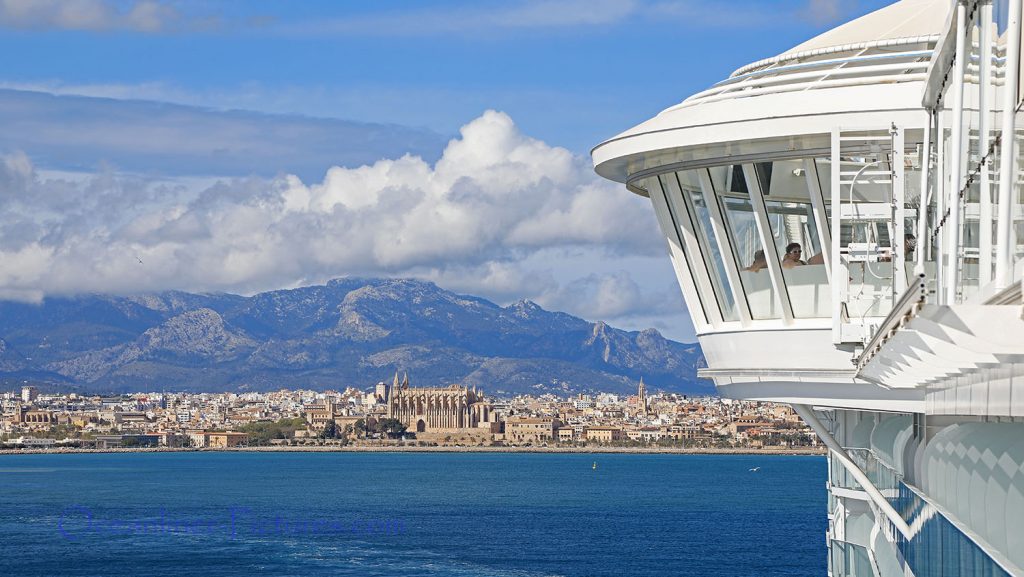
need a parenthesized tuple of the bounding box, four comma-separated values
(0, 278, 708, 396)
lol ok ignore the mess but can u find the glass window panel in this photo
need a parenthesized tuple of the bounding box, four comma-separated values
(673, 170, 739, 322)
(814, 157, 834, 230)
(754, 160, 831, 318)
(709, 165, 781, 320)
(639, 175, 709, 326)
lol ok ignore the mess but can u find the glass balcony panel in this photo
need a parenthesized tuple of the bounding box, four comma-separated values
(831, 540, 877, 577)
(709, 165, 781, 320)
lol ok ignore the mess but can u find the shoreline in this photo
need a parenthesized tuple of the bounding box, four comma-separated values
(0, 446, 825, 456)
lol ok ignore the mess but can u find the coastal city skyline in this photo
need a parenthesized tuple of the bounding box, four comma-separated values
(2, 380, 819, 452)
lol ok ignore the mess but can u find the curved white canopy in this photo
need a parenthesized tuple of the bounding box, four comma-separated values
(592, 0, 951, 185)
(780, 0, 950, 58)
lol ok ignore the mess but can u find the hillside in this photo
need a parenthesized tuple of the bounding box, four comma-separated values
(0, 278, 709, 395)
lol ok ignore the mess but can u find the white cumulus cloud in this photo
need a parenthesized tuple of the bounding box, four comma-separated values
(0, 111, 676, 324)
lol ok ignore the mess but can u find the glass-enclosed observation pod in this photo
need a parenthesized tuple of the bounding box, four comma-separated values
(593, 0, 955, 411)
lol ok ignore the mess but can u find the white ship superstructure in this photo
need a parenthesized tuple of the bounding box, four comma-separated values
(592, 1, 1024, 575)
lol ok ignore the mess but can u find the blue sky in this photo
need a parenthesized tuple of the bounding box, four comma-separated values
(0, 0, 894, 341)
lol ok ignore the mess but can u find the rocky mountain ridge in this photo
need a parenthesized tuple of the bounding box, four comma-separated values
(0, 278, 708, 395)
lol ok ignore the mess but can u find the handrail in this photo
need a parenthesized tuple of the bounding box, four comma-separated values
(676, 61, 929, 109)
(668, 73, 928, 111)
(716, 50, 933, 88)
(856, 274, 927, 371)
(711, 62, 930, 95)
(732, 35, 940, 78)
(926, 133, 1002, 262)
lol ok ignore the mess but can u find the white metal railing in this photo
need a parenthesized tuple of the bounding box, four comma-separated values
(714, 50, 933, 89)
(921, 0, 1023, 302)
(733, 36, 940, 78)
(671, 70, 929, 111)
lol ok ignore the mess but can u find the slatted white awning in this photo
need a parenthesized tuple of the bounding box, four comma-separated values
(858, 305, 1024, 389)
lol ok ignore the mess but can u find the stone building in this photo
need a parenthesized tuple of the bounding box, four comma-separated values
(506, 417, 558, 443)
(386, 373, 496, 434)
(304, 399, 337, 431)
(9, 406, 55, 427)
(585, 426, 624, 443)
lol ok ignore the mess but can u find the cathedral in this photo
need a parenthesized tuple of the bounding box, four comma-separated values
(386, 373, 496, 433)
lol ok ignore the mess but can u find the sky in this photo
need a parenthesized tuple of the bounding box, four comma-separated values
(0, 0, 896, 342)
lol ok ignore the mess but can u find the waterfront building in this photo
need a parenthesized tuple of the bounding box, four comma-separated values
(506, 417, 559, 443)
(207, 431, 249, 448)
(556, 426, 576, 442)
(625, 427, 663, 443)
(592, 0, 1024, 574)
(584, 426, 623, 443)
(667, 424, 709, 441)
(93, 434, 160, 449)
(186, 430, 210, 448)
(386, 373, 497, 433)
(3, 436, 55, 448)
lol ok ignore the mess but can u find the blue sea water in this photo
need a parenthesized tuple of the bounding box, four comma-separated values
(0, 453, 826, 576)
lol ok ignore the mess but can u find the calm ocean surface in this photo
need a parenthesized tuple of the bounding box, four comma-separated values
(0, 452, 825, 576)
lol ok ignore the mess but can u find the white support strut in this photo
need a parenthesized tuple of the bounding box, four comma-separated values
(792, 403, 913, 540)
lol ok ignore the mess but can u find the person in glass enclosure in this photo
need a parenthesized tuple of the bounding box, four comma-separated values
(903, 233, 917, 261)
(782, 243, 806, 269)
(744, 250, 768, 272)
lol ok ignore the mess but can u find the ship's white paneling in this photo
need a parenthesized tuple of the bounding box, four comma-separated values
(926, 363, 1024, 417)
(778, 0, 948, 57)
(870, 414, 912, 468)
(593, 84, 928, 184)
(845, 510, 874, 547)
(917, 422, 1024, 574)
(716, 380, 924, 413)
(990, 366, 1014, 416)
(826, 412, 1024, 573)
(849, 414, 876, 449)
(698, 328, 852, 370)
